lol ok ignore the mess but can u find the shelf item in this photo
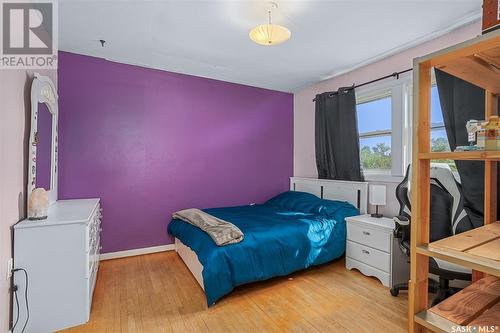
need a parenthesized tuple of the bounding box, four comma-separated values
(419, 151, 500, 160)
(483, 0, 500, 33)
(429, 276, 500, 325)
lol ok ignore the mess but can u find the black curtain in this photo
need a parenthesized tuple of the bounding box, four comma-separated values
(315, 88, 364, 181)
(435, 69, 499, 228)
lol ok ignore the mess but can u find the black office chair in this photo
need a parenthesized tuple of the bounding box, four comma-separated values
(390, 164, 472, 306)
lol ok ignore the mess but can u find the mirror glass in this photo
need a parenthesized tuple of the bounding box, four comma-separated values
(35, 102, 52, 190)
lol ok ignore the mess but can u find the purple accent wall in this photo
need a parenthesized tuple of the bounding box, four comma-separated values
(35, 103, 52, 190)
(58, 52, 293, 253)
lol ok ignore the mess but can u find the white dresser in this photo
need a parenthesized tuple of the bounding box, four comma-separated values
(13, 199, 102, 333)
(345, 214, 396, 287)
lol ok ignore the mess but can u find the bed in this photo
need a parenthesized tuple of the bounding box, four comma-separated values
(167, 177, 368, 305)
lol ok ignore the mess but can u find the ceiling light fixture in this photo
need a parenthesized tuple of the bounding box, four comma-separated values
(249, 2, 291, 46)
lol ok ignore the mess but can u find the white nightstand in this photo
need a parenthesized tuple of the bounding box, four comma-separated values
(345, 214, 399, 287)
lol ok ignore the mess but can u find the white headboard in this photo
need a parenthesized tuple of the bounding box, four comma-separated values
(290, 177, 368, 214)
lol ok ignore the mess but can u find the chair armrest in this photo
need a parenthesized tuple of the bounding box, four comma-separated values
(393, 215, 409, 226)
(393, 215, 411, 257)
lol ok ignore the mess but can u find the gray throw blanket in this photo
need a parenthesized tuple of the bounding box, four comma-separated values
(173, 208, 244, 246)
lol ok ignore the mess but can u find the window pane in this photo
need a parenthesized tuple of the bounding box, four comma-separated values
(431, 85, 444, 127)
(360, 135, 391, 170)
(431, 128, 450, 152)
(431, 128, 456, 172)
(430, 85, 454, 163)
(357, 96, 391, 134)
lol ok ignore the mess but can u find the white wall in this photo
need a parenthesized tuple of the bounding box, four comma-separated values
(293, 22, 481, 217)
(0, 69, 56, 332)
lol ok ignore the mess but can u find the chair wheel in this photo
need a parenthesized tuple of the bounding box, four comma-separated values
(390, 288, 399, 297)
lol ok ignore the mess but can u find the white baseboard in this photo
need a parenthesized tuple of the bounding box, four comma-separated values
(100, 244, 175, 261)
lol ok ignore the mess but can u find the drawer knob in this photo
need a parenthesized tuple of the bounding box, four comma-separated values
(362, 249, 370, 254)
(362, 231, 371, 236)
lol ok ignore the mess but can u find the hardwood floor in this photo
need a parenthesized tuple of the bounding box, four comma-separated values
(61, 251, 408, 333)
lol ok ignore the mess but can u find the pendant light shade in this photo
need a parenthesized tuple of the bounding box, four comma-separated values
(249, 3, 291, 46)
(249, 24, 291, 46)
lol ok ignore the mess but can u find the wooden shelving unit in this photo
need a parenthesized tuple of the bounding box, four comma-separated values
(410, 29, 500, 332)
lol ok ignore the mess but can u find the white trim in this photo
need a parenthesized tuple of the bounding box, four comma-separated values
(364, 174, 404, 183)
(356, 81, 394, 103)
(391, 82, 404, 177)
(100, 244, 174, 261)
(359, 129, 391, 138)
(320, 10, 481, 82)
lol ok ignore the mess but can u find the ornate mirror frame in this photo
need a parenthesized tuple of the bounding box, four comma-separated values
(28, 73, 58, 206)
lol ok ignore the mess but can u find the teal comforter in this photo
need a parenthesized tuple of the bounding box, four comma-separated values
(167, 191, 359, 306)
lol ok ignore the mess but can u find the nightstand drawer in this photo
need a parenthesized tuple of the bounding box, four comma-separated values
(347, 223, 391, 252)
(346, 241, 390, 272)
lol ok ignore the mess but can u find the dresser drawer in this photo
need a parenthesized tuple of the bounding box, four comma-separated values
(347, 223, 391, 252)
(346, 240, 390, 272)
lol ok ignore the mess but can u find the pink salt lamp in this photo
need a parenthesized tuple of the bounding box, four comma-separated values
(28, 188, 49, 220)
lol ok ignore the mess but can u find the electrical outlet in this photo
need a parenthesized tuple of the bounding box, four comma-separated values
(6, 258, 13, 280)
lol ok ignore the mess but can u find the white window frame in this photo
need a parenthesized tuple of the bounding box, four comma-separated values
(355, 73, 412, 182)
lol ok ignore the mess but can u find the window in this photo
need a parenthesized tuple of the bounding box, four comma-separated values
(357, 96, 392, 173)
(355, 76, 408, 180)
(354, 73, 457, 181)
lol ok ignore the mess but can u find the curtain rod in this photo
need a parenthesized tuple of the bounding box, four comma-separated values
(312, 68, 413, 102)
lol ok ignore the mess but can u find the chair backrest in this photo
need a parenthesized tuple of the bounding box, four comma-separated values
(396, 163, 474, 240)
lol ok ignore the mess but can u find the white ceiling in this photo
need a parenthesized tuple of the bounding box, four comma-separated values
(59, 0, 482, 92)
